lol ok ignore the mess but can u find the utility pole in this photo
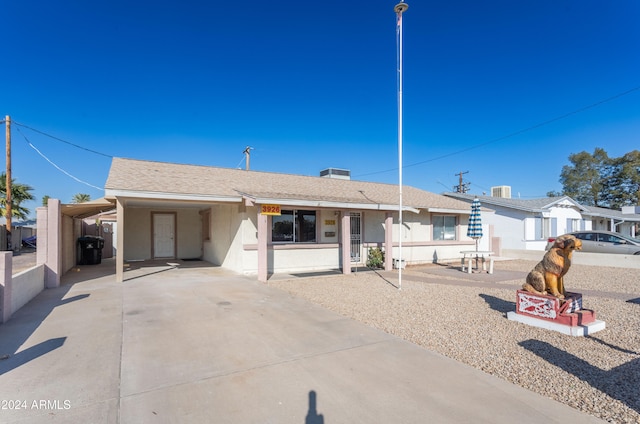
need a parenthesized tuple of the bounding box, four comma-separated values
(454, 170, 470, 193)
(5, 115, 11, 250)
(243, 146, 253, 171)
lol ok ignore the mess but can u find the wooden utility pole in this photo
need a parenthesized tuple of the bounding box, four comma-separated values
(5, 115, 11, 250)
(454, 170, 469, 193)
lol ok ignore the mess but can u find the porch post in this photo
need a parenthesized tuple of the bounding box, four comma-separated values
(341, 211, 351, 275)
(257, 211, 268, 282)
(0, 252, 12, 323)
(36, 206, 47, 266)
(45, 199, 61, 289)
(116, 198, 124, 283)
(384, 212, 393, 271)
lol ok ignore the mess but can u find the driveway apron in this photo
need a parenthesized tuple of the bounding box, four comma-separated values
(0, 260, 605, 423)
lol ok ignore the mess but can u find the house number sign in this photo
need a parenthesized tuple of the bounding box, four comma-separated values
(260, 204, 281, 215)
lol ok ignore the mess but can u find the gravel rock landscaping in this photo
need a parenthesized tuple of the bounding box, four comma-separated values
(268, 259, 640, 423)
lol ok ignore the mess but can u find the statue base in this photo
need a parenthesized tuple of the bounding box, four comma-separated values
(507, 290, 606, 336)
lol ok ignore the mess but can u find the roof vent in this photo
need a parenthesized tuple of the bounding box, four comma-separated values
(491, 185, 512, 198)
(320, 168, 350, 180)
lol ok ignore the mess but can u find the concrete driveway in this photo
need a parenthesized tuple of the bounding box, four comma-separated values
(0, 260, 604, 423)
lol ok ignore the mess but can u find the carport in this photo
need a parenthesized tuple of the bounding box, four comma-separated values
(107, 195, 242, 283)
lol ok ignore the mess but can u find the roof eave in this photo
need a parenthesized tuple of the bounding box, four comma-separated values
(104, 189, 242, 203)
(250, 197, 420, 213)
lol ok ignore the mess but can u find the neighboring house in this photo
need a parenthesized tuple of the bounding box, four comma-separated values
(444, 193, 590, 251)
(444, 192, 640, 251)
(82, 210, 117, 259)
(104, 158, 480, 282)
(582, 205, 639, 238)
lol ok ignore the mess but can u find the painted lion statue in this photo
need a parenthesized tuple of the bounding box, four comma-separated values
(522, 234, 582, 300)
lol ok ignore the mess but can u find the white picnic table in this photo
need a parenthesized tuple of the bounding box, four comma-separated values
(460, 250, 494, 274)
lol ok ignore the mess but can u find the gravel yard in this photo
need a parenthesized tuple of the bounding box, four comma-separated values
(268, 259, 640, 423)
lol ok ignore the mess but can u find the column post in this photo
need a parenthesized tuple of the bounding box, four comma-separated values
(45, 199, 61, 288)
(384, 212, 393, 271)
(257, 211, 268, 282)
(116, 198, 124, 283)
(0, 252, 12, 323)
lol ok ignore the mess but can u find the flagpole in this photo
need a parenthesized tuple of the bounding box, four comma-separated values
(395, 2, 408, 290)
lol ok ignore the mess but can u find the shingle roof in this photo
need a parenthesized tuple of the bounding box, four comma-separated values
(105, 157, 472, 212)
(443, 192, 585, 212)
(444, 192, 640, 221)
(582, 205, 640, 221)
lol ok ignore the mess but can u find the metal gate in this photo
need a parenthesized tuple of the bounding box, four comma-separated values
(350, 212, 362, 263)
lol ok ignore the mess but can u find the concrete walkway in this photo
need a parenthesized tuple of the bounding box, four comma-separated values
(0, 260, 605, 423)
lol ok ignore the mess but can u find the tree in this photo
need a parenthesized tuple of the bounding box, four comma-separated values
(556, 148, 640, 208)
(71, 193, 91, 204)
(0, 173, 35, 220)
(605, 150, 640, 209)
(42, 195, 50, 206)
(558, 148, 611, 206)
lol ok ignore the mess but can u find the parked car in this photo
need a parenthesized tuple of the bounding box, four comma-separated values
(547, 231, 640, 255)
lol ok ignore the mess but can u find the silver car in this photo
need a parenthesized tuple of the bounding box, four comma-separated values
(547, 231, 640, 255)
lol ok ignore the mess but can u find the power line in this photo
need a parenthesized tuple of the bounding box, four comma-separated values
(16, 127, 103, 191)
(356, 84, 640, 178)
(13, 121, 113, 158)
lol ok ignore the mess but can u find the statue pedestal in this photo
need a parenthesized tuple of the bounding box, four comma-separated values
(507, 290, 606, 336)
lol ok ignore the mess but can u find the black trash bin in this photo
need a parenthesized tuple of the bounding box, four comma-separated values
(77, 236, 104, 265)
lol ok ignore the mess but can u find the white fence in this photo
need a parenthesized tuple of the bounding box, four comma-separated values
(10, 264, 45, 315)
(1, 252, 47, 323)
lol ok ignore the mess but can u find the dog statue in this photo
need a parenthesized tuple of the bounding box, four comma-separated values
(522, 234, 582, 300)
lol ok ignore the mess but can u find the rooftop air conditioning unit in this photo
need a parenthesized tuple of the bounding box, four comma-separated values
(622, 206, 640, 215)
(491, 185, 512, 198)
(320, 168, 351, 180)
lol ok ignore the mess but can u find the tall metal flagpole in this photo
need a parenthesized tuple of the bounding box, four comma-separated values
(395, 2, 408, 290)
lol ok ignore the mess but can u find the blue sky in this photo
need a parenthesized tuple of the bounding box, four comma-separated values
(2, 0, 639, 218)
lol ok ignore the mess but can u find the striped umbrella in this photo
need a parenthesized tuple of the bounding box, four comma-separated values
(467, 197, 483, 251)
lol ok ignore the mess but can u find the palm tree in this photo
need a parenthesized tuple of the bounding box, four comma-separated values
(0, 172, 35, 220)
(71, 193, 91, 204)
(42, 195, 50, 206)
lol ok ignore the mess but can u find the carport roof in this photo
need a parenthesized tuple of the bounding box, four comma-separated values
(104, 157, 472, 213)
(61, 197, 116, 219)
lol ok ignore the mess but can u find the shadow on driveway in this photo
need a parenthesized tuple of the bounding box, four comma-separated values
(0, 287, 88, 376)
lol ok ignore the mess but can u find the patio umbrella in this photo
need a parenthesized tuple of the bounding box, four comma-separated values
(467, 197, 483, 252)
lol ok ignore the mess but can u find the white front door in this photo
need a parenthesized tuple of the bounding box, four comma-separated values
(153, 213, 175, 258)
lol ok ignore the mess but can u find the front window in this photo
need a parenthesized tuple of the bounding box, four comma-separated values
(272, 210, 316, 243)
(542, 218, 551, 239)
(569, 219, 580, 232)
(433, 215, 456, 240)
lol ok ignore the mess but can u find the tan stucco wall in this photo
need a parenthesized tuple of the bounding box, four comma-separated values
(177, 209, 202, 259)
(61, 214, 75, 274)
(123, 207, 203, 261)
(203, 204, 245, 271)
(319, 210, 339, 243)
(363, 211, 386, 242)
(124, 208, 151, 260)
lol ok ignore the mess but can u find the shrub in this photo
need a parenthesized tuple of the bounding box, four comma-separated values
(366, 247, 385, 269)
